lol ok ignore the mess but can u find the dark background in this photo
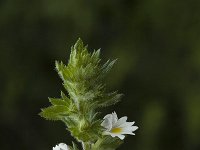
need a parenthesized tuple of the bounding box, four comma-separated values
(1, 0, 200, 150)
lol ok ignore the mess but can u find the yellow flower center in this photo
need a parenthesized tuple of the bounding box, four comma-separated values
(111, 127, 122, 133)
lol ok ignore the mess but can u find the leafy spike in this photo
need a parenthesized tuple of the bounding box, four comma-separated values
(39, 38, 124, 147)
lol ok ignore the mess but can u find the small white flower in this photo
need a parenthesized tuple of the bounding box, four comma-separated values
(53, 143, 68, 150)
(101, 112, 138, 140)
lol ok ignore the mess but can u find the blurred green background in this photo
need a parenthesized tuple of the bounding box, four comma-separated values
(1, 0, 200, 150)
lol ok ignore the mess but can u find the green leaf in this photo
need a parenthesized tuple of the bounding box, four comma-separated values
(39, 105, 69, 121)
(101, 59, 117, 76)
(72, 142, 79, 150)
(55, 60, 67, 81)
(61, 91, 70, 101)
(69, 118, 102, 142)
(97, 92, 123, 108)
(92, 136, 123, 150)
(49, 97, 69, 106)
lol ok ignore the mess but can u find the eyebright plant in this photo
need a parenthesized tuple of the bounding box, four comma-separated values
(39, 38, 138, 150)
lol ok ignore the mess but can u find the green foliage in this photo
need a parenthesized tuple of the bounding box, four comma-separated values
(39, 95, 75, 121)
(72, 142, 79, 150)
(49, 98, 69, 106)
(68, 142, 79, 150)
(39, 38, 122, 149)
(55, 39, 122, 108)
(68, 119, 102, 142)
(92, 137, 123, 150)
(39, 105, 70, 121)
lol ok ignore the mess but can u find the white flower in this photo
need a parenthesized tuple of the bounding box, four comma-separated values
(101, 112, 138, 140)
(53, 143, 68, 150)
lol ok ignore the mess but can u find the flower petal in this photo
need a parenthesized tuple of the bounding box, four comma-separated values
(121, 126, 138, 135)
(101, 118, 112, 131)
(113, 116, 127, 127)
(53, 143, 68, 150)
(111, 112, 118, 124)
(117, 134, 125, 140)
(103, 114, 112, 119)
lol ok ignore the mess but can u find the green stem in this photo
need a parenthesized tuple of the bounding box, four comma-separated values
(82, 142, 90, 150)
